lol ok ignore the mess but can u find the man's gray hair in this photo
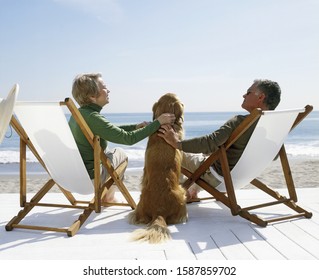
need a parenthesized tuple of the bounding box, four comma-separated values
(254, 79, 281, 110)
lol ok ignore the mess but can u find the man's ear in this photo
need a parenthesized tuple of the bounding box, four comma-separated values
(257, 93, 268, 109)
(258, 93, 266, 104)
(259, 92, 265, 100)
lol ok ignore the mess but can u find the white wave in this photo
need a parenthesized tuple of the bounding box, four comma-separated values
(0, 148, 146, 164)
(122, 148, 145, 161)
(0, 150, 38, 164)
(1, 143, 318, 165)
(185, 120, 225, 127)
(285, 143, 319, 157)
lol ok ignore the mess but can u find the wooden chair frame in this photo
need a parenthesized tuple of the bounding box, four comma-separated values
(6, 98, 136, 236)
(182, 105, 313, 227)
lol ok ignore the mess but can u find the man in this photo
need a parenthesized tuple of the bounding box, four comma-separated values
(158, 79, 281, 201)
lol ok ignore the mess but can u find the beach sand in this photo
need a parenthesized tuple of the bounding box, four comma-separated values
(0, 158, 318, 194)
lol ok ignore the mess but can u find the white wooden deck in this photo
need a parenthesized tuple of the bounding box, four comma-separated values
(1, 188, 318, 261)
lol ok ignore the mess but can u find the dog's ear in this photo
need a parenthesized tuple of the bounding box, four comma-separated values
(173, 101, 184, 124)
(152, 101, 158, 120)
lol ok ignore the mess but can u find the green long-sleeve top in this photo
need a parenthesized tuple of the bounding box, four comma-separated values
(180, 114, 257, 175)
(69, 103, 160, 179)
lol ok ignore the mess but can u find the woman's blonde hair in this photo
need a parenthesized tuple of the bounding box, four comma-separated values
(72, 73, 102, 106)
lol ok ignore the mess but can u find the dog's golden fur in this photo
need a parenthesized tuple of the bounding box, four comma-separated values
(128, 93, 187, 243)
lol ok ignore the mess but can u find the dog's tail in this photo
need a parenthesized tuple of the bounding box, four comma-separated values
(130, 216, 170, 244)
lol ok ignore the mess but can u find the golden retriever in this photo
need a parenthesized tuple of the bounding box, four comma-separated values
(128, 93, 187, 243)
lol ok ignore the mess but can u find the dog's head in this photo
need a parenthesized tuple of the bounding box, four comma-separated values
(152, 93, 184, 137)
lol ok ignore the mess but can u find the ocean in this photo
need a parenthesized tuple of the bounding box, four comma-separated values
(0, 110, 318, 175)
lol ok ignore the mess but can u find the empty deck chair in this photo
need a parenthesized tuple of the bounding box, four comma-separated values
(182, 105, 313, 226)
(0, 84, 19, 143)
(5, 98, 136, 236)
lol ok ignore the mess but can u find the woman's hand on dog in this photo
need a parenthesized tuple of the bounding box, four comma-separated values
(136, 121, 151, 129)
(136, 113, 174, 129)
(158, 124, 180, 149)
(156, 113, 176, 125)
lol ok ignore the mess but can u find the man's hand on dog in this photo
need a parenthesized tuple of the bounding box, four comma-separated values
(158, 124, 181, 149)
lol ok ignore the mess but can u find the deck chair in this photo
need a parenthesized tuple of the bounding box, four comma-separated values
(0, 84, 19, 143)
(182, 105, 313, 227)
(5, 98, 136, 236)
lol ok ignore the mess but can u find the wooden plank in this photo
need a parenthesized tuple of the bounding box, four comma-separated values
(292, 219, 319, 241)
(274, 222, 319, 259)
(164, 241, 197, 260)
(230, 225, 286, 259)
(188, 236, 226, 260)
(254, 224, 316, 259)
(209, 228, 256, 260)
(306, 203, 319, 224)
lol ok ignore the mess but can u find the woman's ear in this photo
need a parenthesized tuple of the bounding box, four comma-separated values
(89, 95, 96, 103)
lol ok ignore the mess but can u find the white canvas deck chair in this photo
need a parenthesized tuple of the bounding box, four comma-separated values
(5, 98, 136, 236)
(182, 105, 313, 226)
(0, 84, 19, 144)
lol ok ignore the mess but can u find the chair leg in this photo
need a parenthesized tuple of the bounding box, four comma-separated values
(101, 158, 137, 209)
(19, 139, 27, 207)
(67, 207, 94, 237)
(238, 210, 268, 227)
(6, 179, 55, 231)
(279, 145, 297, 201)
(58, 186, 77, 205)
(219, 146, 240, 215)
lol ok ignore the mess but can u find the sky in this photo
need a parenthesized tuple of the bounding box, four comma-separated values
(0, 0, 318, 113)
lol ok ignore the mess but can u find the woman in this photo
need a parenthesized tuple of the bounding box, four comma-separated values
(69, 73, 175, 202)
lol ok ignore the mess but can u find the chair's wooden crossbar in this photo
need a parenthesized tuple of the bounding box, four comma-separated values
(264, 213, 309, 224)
(290, 105, 313, 131)
(242, 199, 292, 211)
(181, 105, 313, 227)
(10, 224, 69, 234)
(35, 203, 90, 210)
(6, 98, 136, 237)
